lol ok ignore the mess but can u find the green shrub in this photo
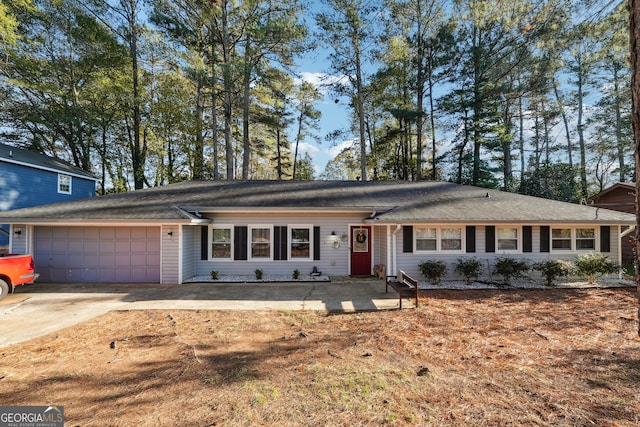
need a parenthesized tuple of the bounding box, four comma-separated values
(418, 260, 447, 284)
(454, 257, 483, 285)
(293, 269, 300, 279)
(533, 259, 575, 287)
(493, 257, 529, 286)
(210, 270, 219, 280)
(574, 252, 619, 284)
(255, 269, 264, 280)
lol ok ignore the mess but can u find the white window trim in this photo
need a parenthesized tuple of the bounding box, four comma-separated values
(496, 225, 521, 254)
(550, 226, 599, 253)
(288, 224, 313, 261)
(210, 224, 233, 261)
(248, 224, 273, 261)
(414, 225, 465, 254)
(58, 173, 72, 194)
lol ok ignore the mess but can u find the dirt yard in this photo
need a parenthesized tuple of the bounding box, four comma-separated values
(1, 287, 638, 426)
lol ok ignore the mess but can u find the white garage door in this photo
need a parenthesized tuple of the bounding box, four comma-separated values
(34, 226, 161, 283)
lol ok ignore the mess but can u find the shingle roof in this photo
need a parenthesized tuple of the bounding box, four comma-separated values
(0, 180, 633, 224)
(0, 143, 97, 180)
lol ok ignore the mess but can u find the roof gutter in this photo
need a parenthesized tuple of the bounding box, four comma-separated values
(620, 224, 636, 238)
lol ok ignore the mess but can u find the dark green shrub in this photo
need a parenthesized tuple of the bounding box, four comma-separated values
(293, 269, 300, 279)
(533, 259, 575, 286)
(493, 257, 529, 286)
(255, 269, 264, 280)
(454, 257, 483, 285)
(210, 270, 219, 280)
(418, 260, 447, 284)
(575, 253, 619, 284)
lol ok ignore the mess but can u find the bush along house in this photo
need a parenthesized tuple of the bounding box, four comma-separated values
(0, 180, 633, 285)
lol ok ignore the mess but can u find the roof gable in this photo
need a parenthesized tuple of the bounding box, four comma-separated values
(0, 143, 97, 181)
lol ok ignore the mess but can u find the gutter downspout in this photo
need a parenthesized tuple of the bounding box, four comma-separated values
(391, 224, 402, 276)
(620, 225, 636, 279)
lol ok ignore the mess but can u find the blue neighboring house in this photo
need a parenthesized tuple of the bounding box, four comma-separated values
(0, 143, 97, 251)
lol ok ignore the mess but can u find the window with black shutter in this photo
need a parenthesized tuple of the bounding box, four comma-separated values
(523, 226, 532, 253)
(600, 226, 610, 252)
(540, 226, 550, 253)
(234, 226, 248, 260)
(466, 226, 476, 253)
(403, 225, 413, 253)
(274, 226, 288, 260)
(485, 226, 495, 253)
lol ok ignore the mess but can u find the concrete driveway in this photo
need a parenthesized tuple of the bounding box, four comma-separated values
(0, 277, 406, 348)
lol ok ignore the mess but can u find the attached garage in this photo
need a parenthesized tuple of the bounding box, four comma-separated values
(34, 226, 161, 283)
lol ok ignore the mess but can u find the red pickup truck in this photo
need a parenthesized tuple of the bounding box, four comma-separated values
(0, 254, 38, 301)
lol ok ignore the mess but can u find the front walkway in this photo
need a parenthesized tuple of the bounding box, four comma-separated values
(0, 277, 406, 348)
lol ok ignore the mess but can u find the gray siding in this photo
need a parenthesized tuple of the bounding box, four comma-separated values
(372, 225, 387, 268)
(396, 224, 621, 281)
(10, 224, 28, 254)
(194, 212, 367, 277)
(161, 224, 180, 284)
(180, 225, 197, 283)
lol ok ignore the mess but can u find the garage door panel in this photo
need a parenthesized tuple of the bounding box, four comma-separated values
(68, 240, 84, 252)
(99, 255, 114, 266)
(115, 241, 131, 252)
(98, 268, 115, 281)
(115, 254, 131, 266)
(35, 226, 161, 283)
(53, 228, 68, 239)
(49, 268, 67, 282)
(100, 228, 115, 239)
(83, 255, 99, 268)
(99, 240, 115, 251)
(129, 253, 146, 266)
(131, 241, 147, 252)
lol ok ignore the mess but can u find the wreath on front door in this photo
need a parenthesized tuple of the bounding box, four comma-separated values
(355, 230, 367, 244)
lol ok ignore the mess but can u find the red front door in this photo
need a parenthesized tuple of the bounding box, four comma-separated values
(350, 225, 372, 276)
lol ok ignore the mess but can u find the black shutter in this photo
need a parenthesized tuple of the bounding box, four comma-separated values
(274, 226, 288, 260)
(466, 226, 476, 253)
(485, 226, 495, 253)
(523, 226, 532, 253)
(314, 226, 321, 260)
(540, 226, 550, 253)
(201, 226, 209, 260)
(403, 225, 413, 253)
(234, 226, 248, 260)
(600, 226, 611, 252)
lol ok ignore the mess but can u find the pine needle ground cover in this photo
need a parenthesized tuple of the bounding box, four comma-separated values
(1, 288, 638, 426)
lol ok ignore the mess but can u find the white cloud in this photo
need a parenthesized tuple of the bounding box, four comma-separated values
(297, 142, 319, 155)
(328, 139, 356, 157)
(295, 72, 344, 95)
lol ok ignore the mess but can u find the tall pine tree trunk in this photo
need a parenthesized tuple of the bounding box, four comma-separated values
(629, 0, 640, 337)
(576, 54, 588, 199)
(193, 78, 205, 180)
(125, 0, 144, 190)
(221, 0, 234, 180)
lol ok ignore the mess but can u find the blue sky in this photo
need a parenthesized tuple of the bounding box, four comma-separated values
(292, 70, 353, 176)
